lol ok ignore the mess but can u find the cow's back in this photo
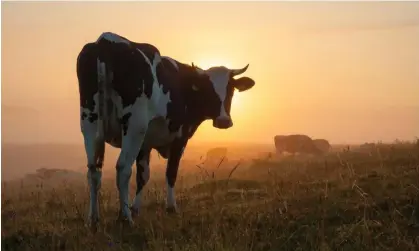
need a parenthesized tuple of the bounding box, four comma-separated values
(95, 38, 158, 107)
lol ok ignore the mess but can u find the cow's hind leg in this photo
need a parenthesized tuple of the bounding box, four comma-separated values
(81, 107, 105, 232)
(116, 110, 149, 225)
(131, 147, 151, 217)
(165, 139, 186, 213)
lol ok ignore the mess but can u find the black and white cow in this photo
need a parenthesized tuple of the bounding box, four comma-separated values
(77, 32, 255, 228)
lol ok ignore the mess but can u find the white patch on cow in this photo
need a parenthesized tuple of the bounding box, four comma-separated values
(205, 67, 231, 119)
(166, 180, 177, 209)
(134, 49, 181, 149)
(153, 86, 171, 117)
(162, 56, 179, 71)
(97, 32, 130, 44)
(97, 59, 106, 83)
(136, 49, 170, 117)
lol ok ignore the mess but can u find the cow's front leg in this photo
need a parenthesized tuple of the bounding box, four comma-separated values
(81, 108, 105, 232)
(116, 112, 148, 225)
(165, 138, 187, 213)
(131, 147, 151, 217)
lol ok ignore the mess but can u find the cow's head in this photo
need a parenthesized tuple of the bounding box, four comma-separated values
(189, 63, 255, 129)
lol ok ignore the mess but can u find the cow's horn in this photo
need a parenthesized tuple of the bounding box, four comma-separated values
(231, 64, 249, 77)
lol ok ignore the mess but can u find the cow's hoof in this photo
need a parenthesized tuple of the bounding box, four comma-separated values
(90, 222, 98, 233)
(117, 212, 134, 227)
(86, 218, 99, 233)
(166, 206, 178, 214)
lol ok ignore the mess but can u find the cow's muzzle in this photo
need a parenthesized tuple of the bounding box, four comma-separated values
(213, 116, 233, 129)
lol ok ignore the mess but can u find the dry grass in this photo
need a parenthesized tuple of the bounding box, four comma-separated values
(2, 142, 419, 251)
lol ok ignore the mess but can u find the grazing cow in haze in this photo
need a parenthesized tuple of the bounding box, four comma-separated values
(312, 139, 331, 154)
(76, 32, 255, 228)
(206, 147, 228, 162)
(357, 142, 376, 153)
(202, 147, 229, 169)
(274, 134, 322, 155)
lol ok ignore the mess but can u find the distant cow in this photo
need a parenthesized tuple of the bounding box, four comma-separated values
(206, 147, 228, 161)
(204, 147, 228, 167)
(358, 142, 376, 153)
(77, 32, 255, 228)
(274, 134, 322, 155)
(312, 139, 331, 153)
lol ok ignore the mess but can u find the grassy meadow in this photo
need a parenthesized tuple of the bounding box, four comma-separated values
(2, 142, 419, 251)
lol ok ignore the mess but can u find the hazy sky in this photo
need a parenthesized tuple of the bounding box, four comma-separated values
(2, 1, 419, 145)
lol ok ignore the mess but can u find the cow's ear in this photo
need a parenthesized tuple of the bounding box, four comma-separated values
(233, 77, 255, 92)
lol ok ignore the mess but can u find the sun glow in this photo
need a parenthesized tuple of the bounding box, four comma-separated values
(193, 58, 233, 70)
(231, 92, 241, 107)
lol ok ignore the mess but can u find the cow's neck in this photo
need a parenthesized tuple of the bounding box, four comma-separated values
(184, 104, 206, 133)
(181, 94, 207, 139)
(173, 61, 212, 137)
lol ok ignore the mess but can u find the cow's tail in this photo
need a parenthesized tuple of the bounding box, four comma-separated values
(96, 58, 107, 163)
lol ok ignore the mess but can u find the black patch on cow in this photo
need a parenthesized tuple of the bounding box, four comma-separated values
(135, 148, 151, 194)
(132, 42, 158, 64)
(96, 39, 156, 107)
(91, 35, 161, 108)
(165, 138, 186, 187)
(155, 145, 170, 159)
(88, 113, 98, 123)
(81, 112, 87, 120)
(77, 43, 99, 112)
(156, 58, 186, 133)
(156, 58, 175, 94)
(120, 112, 132, 136)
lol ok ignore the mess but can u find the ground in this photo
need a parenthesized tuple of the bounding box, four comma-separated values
(2, 142, 419, 251)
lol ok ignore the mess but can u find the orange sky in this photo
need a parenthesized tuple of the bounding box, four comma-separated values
(1, 1, 419, 145)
